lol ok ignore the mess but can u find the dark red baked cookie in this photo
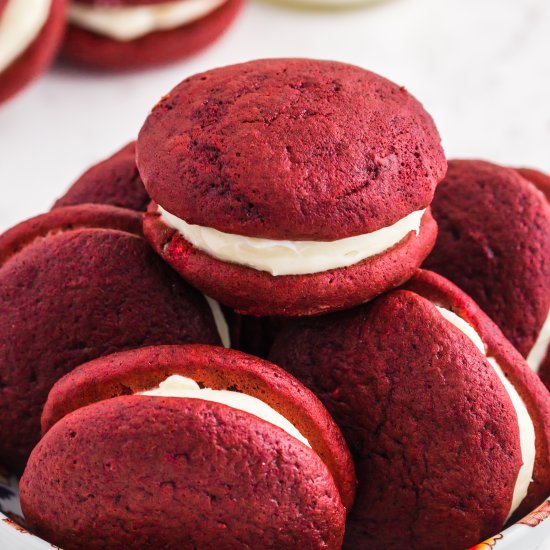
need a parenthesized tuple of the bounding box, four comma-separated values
(138, 59, 446, 315)
(0, 206, 221, 474)
(0, 0, 67, 104)
(21, 345, 355, 549)
(53, 142, 149, 211)
(62, 0, 243, 70)
(423, 160, 550, 359)
(270, 270, 550, 550)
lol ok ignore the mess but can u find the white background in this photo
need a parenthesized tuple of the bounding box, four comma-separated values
(1, 0, 549, 233)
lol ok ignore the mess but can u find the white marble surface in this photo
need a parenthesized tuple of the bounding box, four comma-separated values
(0, 0, 549, 233)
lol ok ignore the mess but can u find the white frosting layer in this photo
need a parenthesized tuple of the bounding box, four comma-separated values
(435, 307, 536, 520)
(0, 0, 51, 74)
(140, 375, 311, 448)
(159, 205, 426, 276)
(527, 309, 550, 373)
(69, 0, 226, 42)
(204, 296, 230, 348)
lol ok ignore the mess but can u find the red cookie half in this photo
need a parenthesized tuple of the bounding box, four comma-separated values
(21, 344, 355, 549)
(138, 59, 445, 240)
(138, 59, 445, 315)
(423, 160, 550, 361)
(0, 0, 67, 104)
(270, 270, 550, 550)
(0, 205, 222, 474)
(53, 142, 149, 211)
(62, 0, 243, 70)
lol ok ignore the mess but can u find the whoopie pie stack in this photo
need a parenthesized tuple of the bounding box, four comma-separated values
(1, 58, 549, 550)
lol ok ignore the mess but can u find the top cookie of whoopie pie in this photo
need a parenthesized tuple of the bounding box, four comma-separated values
(137, 58, 447, 317)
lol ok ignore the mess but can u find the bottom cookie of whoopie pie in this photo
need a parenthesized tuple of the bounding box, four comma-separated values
(53, 142, 150, 212)
(61, 0, 243, 70)
(20, 345, 356, 550)
(0, 0, 66, 104)
(144, 202, 438, 316)
(269, 270, 550, 550)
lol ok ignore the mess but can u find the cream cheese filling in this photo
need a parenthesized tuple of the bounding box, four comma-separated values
(0, 0, 51, 74)
(435, 306, 536, 520)
(158, 205, 426, 276)
(526, 310, 550, 373)
(69, 0, 226, 42)
(140, 375, 311, 448)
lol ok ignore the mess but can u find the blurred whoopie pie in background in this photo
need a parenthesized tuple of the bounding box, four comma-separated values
(0, 0, 66, 104)
(62, 0, 244, 70)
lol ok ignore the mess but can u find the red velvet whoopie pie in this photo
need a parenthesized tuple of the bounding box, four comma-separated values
(62, 0, 244, 70)
(0, 205, 224, 474)
(21, 344, 356, 550)
(423, 160, 550, 388)
(138, 58, 447, 317)
(270, 270, 550, 550)
(0, 0, 66, 104)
